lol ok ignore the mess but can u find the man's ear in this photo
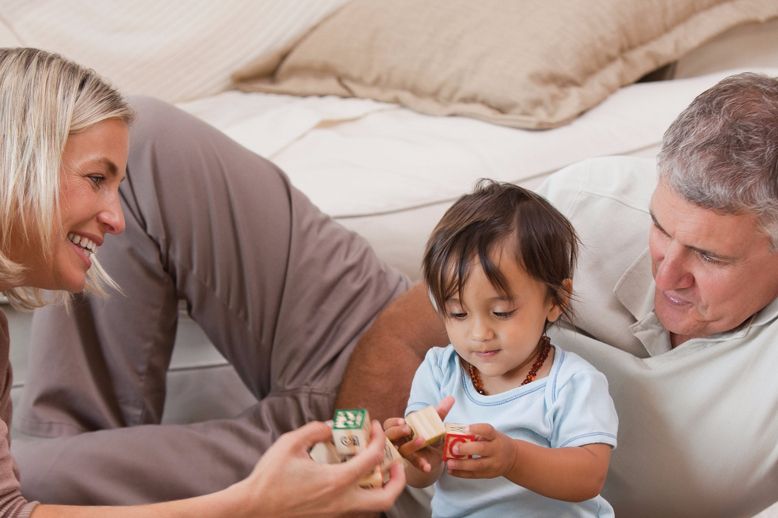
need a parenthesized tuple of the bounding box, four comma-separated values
(547, 278, 573, 323)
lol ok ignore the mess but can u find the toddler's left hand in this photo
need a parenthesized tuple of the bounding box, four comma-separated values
(445, 423, 516, 479)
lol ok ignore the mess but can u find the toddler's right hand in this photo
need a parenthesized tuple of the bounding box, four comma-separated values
(382, 416, 413, 448)
(382, 396, 455, 474)
(383, 416, 439, 473)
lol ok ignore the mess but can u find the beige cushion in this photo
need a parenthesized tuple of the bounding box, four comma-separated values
(674, 17, 778, 77)
(2, 0, 346, 103)
(233, 0, 778, 129)
(0, 19, 21, 47)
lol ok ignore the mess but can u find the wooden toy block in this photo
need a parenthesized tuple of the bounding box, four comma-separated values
(354, 437, 402, 488)
(405, 406, 446, 446)
(358, 465, 385, 489)
(332, 408, 371, 456)
(309, 440, 344, 465)
(445, 423, 468, 434)
(381, 436, 402, 469)
(443, 423, 476, 460)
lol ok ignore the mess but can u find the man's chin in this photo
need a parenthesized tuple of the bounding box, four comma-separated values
(655, 303, 694, 337)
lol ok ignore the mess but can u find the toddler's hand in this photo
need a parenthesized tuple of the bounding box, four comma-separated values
(383, 416, 436, 472)
(383, 396, 455, 474)
(382, 416, 414, 447)
(445, 423, 516, 479)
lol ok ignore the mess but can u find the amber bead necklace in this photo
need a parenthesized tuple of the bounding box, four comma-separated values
(467, 335, 552, 395)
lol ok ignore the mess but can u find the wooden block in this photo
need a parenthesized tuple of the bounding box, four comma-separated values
(443, 423, 476, 461)
(358, 465, 385, 489)
(405, 406, 446, 446)
(332, 408, 371, 456)
(382, 437, 402, 469)
(445, 423, 468, 434)
(309, 440, 344, 465)
(355, 437, 400, 489)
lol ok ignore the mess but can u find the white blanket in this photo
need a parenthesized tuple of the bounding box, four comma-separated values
(180, 68, 774, 219)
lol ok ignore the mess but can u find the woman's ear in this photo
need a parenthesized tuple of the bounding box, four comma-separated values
(546, 278, 573, 323)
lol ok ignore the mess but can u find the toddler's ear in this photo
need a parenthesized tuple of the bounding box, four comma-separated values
(427, 287, 438, 313)
(547, 278, 573, 322)
(561, 278, 573, 302)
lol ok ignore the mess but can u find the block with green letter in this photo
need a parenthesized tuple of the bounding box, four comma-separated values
(332, 408, 371, 456)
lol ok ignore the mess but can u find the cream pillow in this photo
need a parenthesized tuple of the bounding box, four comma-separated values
(674, 17, 778, 77)
(0, 19, 21, 48)
(234, 0, 778, 129)
(2, 0, 347, 103)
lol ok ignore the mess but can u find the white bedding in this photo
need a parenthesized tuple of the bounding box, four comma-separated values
(179, 67, 778, 279)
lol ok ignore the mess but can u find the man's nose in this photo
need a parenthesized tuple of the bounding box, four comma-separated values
(654, 243, 693, 291)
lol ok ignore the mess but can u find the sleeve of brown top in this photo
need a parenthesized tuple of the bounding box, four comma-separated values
(0, 310, 38, 517)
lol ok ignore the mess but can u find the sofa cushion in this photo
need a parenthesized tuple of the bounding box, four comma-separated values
(0, 18, 21, 47)
(233, 0, 778, 129)
(1, 0, 347, 103)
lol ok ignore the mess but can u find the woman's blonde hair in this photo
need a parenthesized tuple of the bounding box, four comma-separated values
(0, 48, 133, 309)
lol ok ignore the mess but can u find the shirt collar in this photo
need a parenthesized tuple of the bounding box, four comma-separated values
(613, 248, 778, 355)
(751, 296, 778, 327)
(614, 249, 654, 321)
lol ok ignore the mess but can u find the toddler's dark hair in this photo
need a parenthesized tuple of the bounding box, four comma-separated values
(423, 179, 579, 323)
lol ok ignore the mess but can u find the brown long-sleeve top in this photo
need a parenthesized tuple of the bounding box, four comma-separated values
(0, 310, 38, 517)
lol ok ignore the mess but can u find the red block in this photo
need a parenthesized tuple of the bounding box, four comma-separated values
(443, 432, 476, 460)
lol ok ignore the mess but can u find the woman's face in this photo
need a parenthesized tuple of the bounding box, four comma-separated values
(20, 118, 129, 292)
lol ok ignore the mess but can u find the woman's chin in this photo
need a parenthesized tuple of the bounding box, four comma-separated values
(55, 274, 88, 293)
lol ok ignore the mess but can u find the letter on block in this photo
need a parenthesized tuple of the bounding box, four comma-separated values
(443, 423, 476, 460)
(406, 406, 446, 446)
(382, 437, 402, 469)
(309, 440, 343, 465)
(333, 408, 371, 456)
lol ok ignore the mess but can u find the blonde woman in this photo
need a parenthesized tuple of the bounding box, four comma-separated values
(0, 47, 405, 517)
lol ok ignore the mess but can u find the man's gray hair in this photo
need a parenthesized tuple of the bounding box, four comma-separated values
(658, 72, 778, 249)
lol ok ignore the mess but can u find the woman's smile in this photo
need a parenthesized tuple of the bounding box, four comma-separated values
(67, 232, 97, 269)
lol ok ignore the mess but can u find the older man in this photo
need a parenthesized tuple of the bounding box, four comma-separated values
(338, 72, 778, 517)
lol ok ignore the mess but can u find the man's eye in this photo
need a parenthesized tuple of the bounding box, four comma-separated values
(651, 224, 669, 239)
(699, 252, 723, 265)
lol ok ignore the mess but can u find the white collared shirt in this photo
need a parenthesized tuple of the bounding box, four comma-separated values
(538, 156, 778, 517)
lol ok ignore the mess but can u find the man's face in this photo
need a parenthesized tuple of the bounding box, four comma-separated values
(648, 179, 778, 347)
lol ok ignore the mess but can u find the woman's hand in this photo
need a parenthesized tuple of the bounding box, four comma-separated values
(445, 423, 516, 479)
(235, 420, 405, 518)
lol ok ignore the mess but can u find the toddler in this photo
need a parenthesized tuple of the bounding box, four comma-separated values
(384, 180, 618, 517)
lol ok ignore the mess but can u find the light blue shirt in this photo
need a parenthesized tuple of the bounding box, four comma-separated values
(407, 344, 618, 518)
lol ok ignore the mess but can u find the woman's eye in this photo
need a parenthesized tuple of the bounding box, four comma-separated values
(493, 310, 516, 319)
(448, 311, 467, 320)
(88, 174, 105, 187)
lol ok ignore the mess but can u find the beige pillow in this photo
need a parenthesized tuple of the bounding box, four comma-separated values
(2, 0, 346, 103)
(674, 17, 778, 77)
(234, 0, 778, 129)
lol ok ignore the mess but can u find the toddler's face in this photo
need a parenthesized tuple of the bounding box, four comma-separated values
(443, 246, 561, 392)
